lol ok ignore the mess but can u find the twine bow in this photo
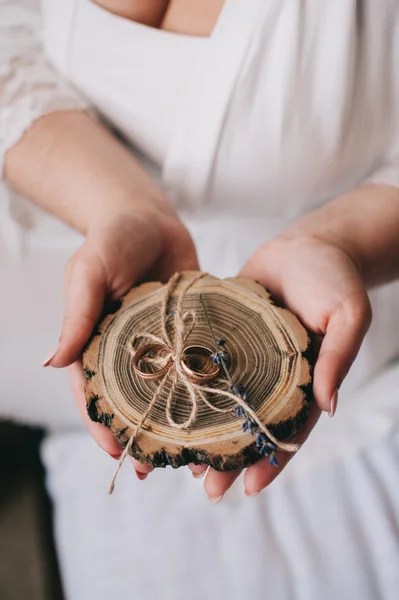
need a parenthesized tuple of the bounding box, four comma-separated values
(108, 272, 300, 493)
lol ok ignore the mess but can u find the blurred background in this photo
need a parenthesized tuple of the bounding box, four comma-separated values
(0, 422, 64, 599)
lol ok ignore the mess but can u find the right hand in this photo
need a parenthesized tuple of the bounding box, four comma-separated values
(45, 205, 198, 474)
(6, 110, 198, 479)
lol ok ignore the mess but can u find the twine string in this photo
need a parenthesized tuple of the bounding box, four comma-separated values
(108, 272, 300, 494)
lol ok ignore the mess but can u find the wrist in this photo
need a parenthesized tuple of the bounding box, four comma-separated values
(278, 183, 399, 287)
(84, 189, 172, 237)
(258, 229, 365, 294)
(277, 212, 365, 280)
(85, 200, 187, 263)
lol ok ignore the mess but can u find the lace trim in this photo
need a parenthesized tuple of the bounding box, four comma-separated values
(0, 1, 91, 178)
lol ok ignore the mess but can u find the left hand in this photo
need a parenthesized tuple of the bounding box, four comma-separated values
(197, 233, 372, 501)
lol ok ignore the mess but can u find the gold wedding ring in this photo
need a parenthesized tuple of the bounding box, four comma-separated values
(133, 343, 222, 385)
(133, 344, 173, 381)
(180, 345, 221, 385)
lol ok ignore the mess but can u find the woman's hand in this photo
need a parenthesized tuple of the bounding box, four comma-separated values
(47, 207, 197, 471)
(200, 179, 399, 501)
(47, 207, 198, 473)
(5, 109, 198, 477)
(198, 232, 372, 501)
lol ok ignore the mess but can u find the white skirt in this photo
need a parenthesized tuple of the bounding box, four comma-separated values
(42, 425, 399, 600)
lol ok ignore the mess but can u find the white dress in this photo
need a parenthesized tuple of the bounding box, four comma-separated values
(1, 1, 399, 599)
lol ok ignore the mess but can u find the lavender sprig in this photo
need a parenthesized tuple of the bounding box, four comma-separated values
(199, 294, 278, 467)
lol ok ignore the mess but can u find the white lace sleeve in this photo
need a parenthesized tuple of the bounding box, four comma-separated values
(0, 0, 91, 178)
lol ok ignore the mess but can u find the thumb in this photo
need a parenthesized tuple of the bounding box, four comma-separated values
(45, 248, 107, 368)
(313, 290, 372, 415)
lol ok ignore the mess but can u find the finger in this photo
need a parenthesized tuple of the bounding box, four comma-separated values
(130, 457, 154, 480)
(311, 333, 324, 360)
(50, 249, 107, 368)
(69, 361, 122, 458)
(204, 468, 242, 504)
(244, 454, 291, 497)
(313, 290, 372, 414)
(188, 463, 208, 479)
(131, 458, 154, 474)
(244, 402, 321, 496)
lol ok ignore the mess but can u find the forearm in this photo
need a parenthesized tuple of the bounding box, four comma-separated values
(282, 184, 399, 288)
(4, 110, 173, 235)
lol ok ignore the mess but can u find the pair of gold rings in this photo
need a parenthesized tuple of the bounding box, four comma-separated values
(133, 344, 221, 384)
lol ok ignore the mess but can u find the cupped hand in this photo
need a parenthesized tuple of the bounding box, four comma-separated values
(44, 206, 198, 476)
(195, 234, 372, 501)
(45, 216, 371, 496)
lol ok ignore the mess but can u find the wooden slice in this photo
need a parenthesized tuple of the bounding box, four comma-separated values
(83, 271, 313, 471)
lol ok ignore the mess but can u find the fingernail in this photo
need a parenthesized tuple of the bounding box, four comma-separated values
(135, 470, 148, 481)
(189, 462, 206, 473)
(208, 494, 223, 505)
(192, 469, 207, 480)
(329, 389, 338, 418)
(244, 489, 260, 498)
(42, 342, 61, 367)
(191, 467, 208, 479)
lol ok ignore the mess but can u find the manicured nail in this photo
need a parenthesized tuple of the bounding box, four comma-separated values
(135, 470, 148, 481)
(193, 471, 207, 479)
(208, 495, 223, 505)
(244, 489, 260, 498)
(42, 342, 61, 367)
(189, 461, 208, 479)
(329, 389, 338, 418)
